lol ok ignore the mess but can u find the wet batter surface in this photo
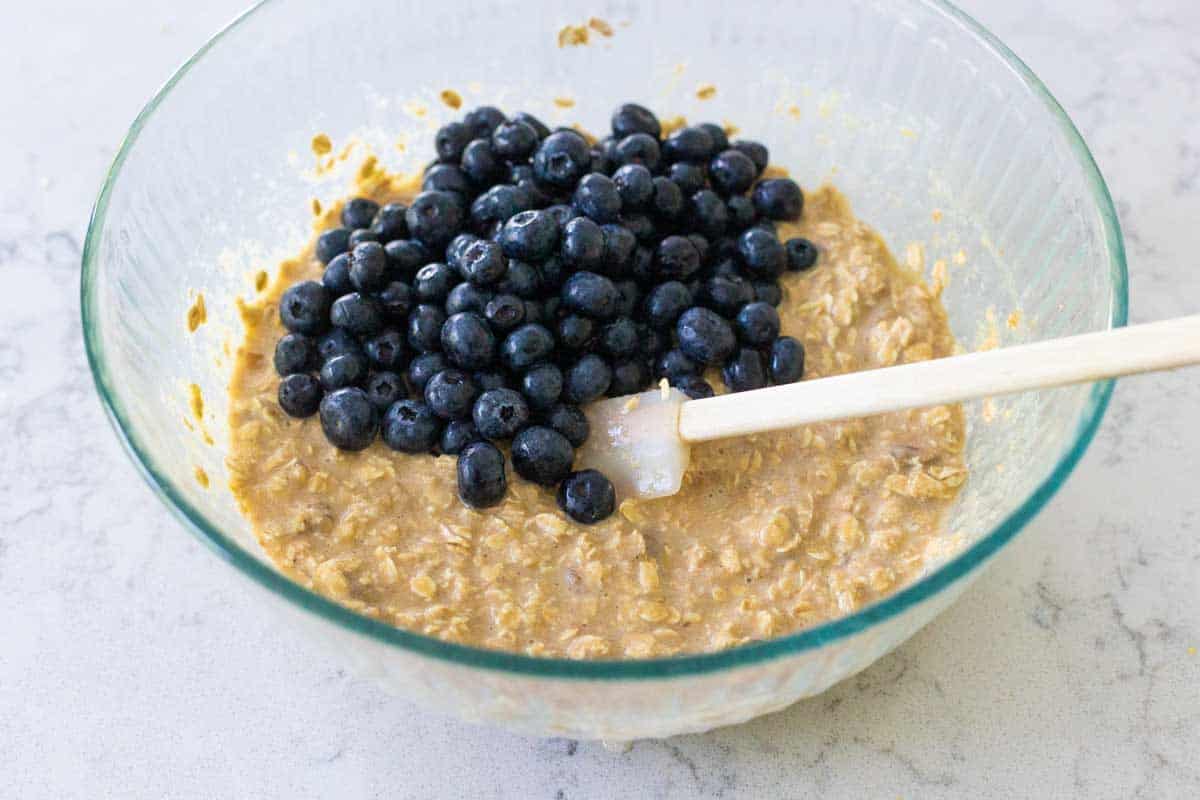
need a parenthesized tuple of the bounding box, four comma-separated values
(227, 173, 966, 659)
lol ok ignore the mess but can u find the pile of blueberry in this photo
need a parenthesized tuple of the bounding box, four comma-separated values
(273, 103, 819, 523)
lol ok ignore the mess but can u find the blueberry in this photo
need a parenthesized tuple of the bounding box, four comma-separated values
(341, 197, 380, 230)
(319, 352, 368, 390)
(599, 317, 639, 358)
(407, 304, 447, 352)
(470, 184, 529, 228)
(317, 328, 361, 362)
(563, 354, 612, 404)
(316, 227, 351, 264)
(668, 162, 707, 196)
(330, 292, 384, 336)
(572, 173, 622, 223)
(365, 371, 407, 410)
(543, 404, 589, 447)
(473, 370, 509, 392)
(440, 311, 496, 370)
(347, 228, 379, 247)
(501, 323, 555, 371)
(623, 213, 657, 244)
(599, 225, 637, 276)
(697, 274, 754, 317)
(608, 359, 649, 396)
(413, 262, 456, 303)
(613, 133, 662, 172)
(663, 126, 715, 163)
(709, 150, 757, 196)
(435, 121, 472, 163)
(561, 272, 619, 319)
(521, 363, 563, 410)
(408, 352, 448, 392)
(478, 293, 521, 333)
(737, 227, 786, 278)
(322, 253, 354, 297)
(406, 190, 464, 248)
(511, 426, 574, 486)
(640, 281, 689, 328)
(674, 374, 715, 399)
(319, 387, 379, 450)
(496, 258, 540, 298)
(280, 281, 330, 335)
(445, 282, 493, 315)
(533, 130, 591, 189)
(732, 139, 769, 174)
(556, 314, 595, 351)
(650, 177, 684, 221)
(459, 239, 508, 286)
(752, 178, 804, 220)
(385, 239, 429, 275)
(689, 190, 728, 239)
(464, 105, 506, 138)
(422, 163, 472, 197)
(677, 306, 736, 365)
(456, 441, 508, 508)
(473, 388, 530, 439)
(545, 204, 577, 228)
(785, 237, 819, 271)
(440, 419, 482, 455)
(723, 347, 769, 392)
(655, 235, 702, 280)
(735, 301, 781, 347)
(697, 122, 730, 153)
(278, 373, 322, 418)
(362, 329, 406, 371)
(656, 348, 699, 380)
(557, 469, 616, 524)
(611, 103, 662, 139)
(491, 120, 539, 160)
(560, 217, 605, 270)
(499, 210, 560, 261)
(613, 164, 654, 209)
(347, 241, 388, 292)
(754, 281, 783, 306)
(460, 138, 502, 185)
(726, 195, 757, 230)
(274, 332, 315, 375)
(424, 369, 479, 420)
(770, 336, 805, 383)
(378, 281, 414, 320)
(381, 398, 442, 453)
(613, 279, 640, 318)
(513, 111, 551, 140)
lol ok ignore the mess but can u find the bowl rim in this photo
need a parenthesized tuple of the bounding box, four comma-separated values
(81, 0, 1128, 680)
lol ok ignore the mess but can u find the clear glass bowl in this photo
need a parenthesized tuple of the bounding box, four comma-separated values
(81, 0, 1126, 740)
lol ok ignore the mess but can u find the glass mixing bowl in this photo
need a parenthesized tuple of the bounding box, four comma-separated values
(81, 0, 1125, 740)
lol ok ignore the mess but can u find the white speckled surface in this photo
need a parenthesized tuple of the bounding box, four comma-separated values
(3, 1, 1199, 797)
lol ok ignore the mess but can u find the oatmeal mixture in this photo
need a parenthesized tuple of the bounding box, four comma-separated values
(227, 173, 966, 659)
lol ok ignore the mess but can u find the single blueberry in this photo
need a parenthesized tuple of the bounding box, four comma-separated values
(319, 352, 368, 390)
(611, 103, 662, 139)
(491, 120, 539, 160)
(473, 388, 530, 439)
(674, 374, 715, 399)
(726, 195, 757, 230)
(607, 359, 649, 396)
(341, 197, 380, 230)
(364, 371, 407, 410)
(676, 306, 736, 365)
(723, 347, 769, 392)
(662, 126, 715, 163)
(495, 258, 541, 298)
(422, 163, 472, 197)
(483, 293, 524, 332)
(413, 262, 456, 303)
(655, 235, 702, 280)
(557, 469, 616, 524)
(460, 138, 502, 185)
(561, 272, 620, 319)
(274, 332, 315, 376)
(650, 177, 684, 222)
(709, 150, 757, 196)
(735, 302, 781, 346)
(731, 139, 769, 174)
(513, 111, 551, 140)
(440, 419, 482, 456)
(370, 203, 408, 243)
(563, 354, 612, 404)
(424, 369, 479, 420)
(378, 281, 414, 320)
(613, 133, 661, 172)
(543, 403, 590, 447)
(280, 280, 330, 335)
(440, 311, 496, 370)
(319, 387, 379, 450)
(348, 227, 379, 247)
(456, 441, 508, 508)
(689, 189, 729, 239)
(573, 173, 623, 223)
(435, 121, 472, 163)
(330, 292, 384, 336)
(445, 282, 493, 315)
(384, 239, 429, 275)
(381, 399, 442, 453)
(501, 323, 555, 371)
(599, 317, 639, 359)
(511, 426, 574, 486)
(601, 225, 637, 275)
(752, 178, 804, 220)
(470, 184, 529, 228)
(464, 105, 506, 138)
(613, 164, 654, 209)
(656, 348, 699, 380)
(560, 217, 605, 271)
(697, 275, 755, 317)
(348, 241, 388, 292)
(556, 314, 595, 351)
(737, 227, 786, 278)
(408, 352, 448, 392)
(317, 328, 361, 362)
(697, 122, 730, 153)
(406, 190, 464, 249)
(754, 280, 783, 307)
(533, 130, 591, 189)
(363, 329, 408, 371)
(770, 336, 805, 384)
(278, 373, 322, 418)
(521, 363, 564, 411)
(407, 304, 447, 352)
(499, 210, 560, 261)
(322, 253, 354, 297)
(459, 238, 508, 286)
(785, 237, 819, 271)
(316, 227, 351, 264)
(668, 162, 707, 196)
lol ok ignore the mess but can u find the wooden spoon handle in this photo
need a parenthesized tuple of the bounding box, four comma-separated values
(678, 315, 1200, 443)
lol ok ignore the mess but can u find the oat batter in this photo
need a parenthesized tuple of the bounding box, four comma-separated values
(227, 171, 966, 659)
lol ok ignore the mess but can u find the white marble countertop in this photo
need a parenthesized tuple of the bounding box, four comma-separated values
(3, 1, 1198, 797)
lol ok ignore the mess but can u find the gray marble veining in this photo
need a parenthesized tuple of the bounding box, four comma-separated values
(2, 1, 1197, 797)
